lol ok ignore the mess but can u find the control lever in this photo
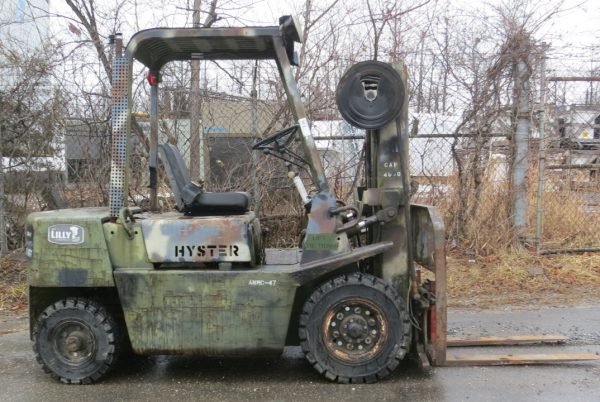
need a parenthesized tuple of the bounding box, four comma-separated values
(336, 207, 397, 234)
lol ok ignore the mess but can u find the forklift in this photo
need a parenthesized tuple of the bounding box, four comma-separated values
(26, 16, 598, 384)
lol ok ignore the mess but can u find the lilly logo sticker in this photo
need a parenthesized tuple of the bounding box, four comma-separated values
(48, 224, 85, 245)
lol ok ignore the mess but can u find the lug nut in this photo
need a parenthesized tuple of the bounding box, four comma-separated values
(337, 341, 343, 346)
(365, 337, 372, 345)
(336, 313, 344, 320)
(368, 318, 376, 326)
(371, 329, 377, 335)
(354, 307, 361, 314)
(345, 306, 350, 312)
(333, 331, 340, 338)
(347, 343, 354, 350)
(358, 345, 364, 350)
(365, 310, 370, 316)
(331, 321, 336, 327)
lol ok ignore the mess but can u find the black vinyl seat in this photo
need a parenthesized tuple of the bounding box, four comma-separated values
(158, 143, 250, 215)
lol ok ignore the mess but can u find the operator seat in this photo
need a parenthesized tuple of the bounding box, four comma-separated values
(158, 143, 250, 215)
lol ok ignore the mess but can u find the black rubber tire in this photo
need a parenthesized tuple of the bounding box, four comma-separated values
(299, 273, 411, 383)
(32, 298, 121, 384)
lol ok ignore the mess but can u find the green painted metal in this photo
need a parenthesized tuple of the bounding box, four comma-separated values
(27, 16, 448, 373)
(114, 269, 298, 355)
(103, 222, 153, 269)
(112, 238, 391, 354)
(27, 208, 114, 287)
(358, 62, 412, 300)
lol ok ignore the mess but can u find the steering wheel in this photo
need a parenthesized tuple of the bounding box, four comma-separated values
(252, 125, 299, 153)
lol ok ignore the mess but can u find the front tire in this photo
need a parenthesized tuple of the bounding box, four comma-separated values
(299, 273, 411, 383)
(32, 298, 121, 384)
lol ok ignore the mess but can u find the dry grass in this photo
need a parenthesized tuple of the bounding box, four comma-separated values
(3, 247, 600, 316)
(447, 249, 600, 308)
(0, 255, 28, 314)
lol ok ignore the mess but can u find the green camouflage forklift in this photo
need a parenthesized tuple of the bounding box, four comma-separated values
(26, 16, 597, 385)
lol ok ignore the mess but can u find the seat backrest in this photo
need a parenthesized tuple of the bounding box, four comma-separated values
(158, 143, 201, 210)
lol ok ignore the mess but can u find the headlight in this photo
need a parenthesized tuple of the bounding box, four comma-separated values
(25, 224, 33, 259)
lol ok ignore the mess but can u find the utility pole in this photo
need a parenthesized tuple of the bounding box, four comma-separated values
(512, 40, 532, 241)
(189, 0, 203, 181)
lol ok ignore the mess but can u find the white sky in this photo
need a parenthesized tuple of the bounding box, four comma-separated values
(46, 0, 600, 68)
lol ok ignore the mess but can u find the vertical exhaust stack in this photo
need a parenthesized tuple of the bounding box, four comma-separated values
(109, 32, 131, 217)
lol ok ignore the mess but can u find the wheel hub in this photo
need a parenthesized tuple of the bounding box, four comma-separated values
(324, 299, 386, 362)
(347, 320, 365, 339)
(53, 322, 96, 365)
(66, 335, 82, 352)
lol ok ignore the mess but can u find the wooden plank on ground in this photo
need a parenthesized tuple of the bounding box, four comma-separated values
(447, 335, 569, 347)
(445, 353, 599, 366)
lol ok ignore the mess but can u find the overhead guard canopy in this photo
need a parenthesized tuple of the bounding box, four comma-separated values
(126, 16, 303, 70)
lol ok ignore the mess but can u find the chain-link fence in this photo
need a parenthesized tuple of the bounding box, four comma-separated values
(3, 13, 597, 258)
(536, 77, 600, 253)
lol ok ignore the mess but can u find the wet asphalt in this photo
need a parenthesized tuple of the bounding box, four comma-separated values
(1, 305, 599, 402)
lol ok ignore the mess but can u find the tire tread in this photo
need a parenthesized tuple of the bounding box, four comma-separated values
(299, 273, 411, 383)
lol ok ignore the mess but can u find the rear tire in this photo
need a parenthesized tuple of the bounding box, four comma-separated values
(299, 273, 411, 383)
(32, 298, 120, 384)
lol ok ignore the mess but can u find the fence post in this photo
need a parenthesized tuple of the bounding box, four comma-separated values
(251, 62, 261, 215)
(189, 0, 203, 181)
(0, 122, 7, 255)
(535, 43, 549, 253)
(512, 46, 532, 239)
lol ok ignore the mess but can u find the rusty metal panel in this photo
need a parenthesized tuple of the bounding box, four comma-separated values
(139, 212, 256, 263)
(411, 204, 446, 273)
(114, 269, 297, 355)
(410, 204, 447, 365)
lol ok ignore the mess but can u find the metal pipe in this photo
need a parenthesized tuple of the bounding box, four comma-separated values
(535, 44, 548, 253)
(149, 80, 159, 211)
(547, 76, 600, 82)
(539, 247, 600, 255)
(189, 0, 202, 181)
(546, 164, 600, 170)
(312, 133, 507, 140)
